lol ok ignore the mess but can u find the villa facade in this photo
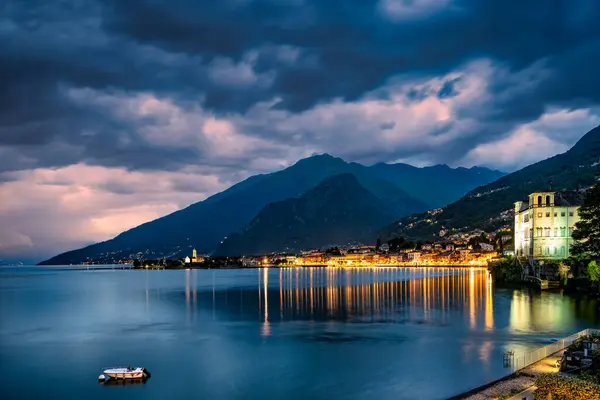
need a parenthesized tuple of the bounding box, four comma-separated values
(514, 190, 583, 259)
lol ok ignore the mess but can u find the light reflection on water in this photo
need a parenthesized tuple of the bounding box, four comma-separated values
(0, 266, 598, 400)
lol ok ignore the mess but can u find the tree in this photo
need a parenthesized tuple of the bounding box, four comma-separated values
(588, 260, 600, 282)
(558, 262, 571, 285)
(572, 184, 600, 258)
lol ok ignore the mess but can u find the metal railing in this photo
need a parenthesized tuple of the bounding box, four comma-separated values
(509, 328, 600, 373)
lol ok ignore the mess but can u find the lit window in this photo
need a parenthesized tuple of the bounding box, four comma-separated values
(538, 212, 542, 218)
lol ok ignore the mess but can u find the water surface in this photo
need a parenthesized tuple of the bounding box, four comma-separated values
(0, 266, 598, 399)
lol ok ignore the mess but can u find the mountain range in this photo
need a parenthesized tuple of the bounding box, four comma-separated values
(40, 155, 503, 264)
(216, 173, 396, 255)
(380, 125, 600, 241)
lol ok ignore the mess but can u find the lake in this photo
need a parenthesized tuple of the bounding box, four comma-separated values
(0, 266, 598, 399)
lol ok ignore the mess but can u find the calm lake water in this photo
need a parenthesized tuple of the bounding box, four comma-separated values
(1, 266, 598, 399)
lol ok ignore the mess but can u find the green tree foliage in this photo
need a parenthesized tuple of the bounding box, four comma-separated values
(387, 237, 415, 251)
(488, 257, 521, 283)
(588, 260, 600, 282)
(572, 184, 600, 258)
(325, 247, 342, 255)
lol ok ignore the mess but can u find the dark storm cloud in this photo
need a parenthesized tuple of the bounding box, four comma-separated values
(101, 0, 600, 110)
(1, 0, 600, 174)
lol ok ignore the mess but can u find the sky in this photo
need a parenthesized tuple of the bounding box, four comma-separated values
(2, 0, 600, 262)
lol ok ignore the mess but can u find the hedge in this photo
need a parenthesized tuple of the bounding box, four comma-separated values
(534, 373, 600, 400)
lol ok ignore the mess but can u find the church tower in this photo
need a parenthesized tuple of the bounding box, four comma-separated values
(192, 248, 197, 259)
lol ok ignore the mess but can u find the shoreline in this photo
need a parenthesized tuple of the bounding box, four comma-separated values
(451, 350, 564, 400)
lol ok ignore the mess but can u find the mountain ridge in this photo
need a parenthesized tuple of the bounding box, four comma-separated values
(380, 125, 600, 241)
(215, 173, 395, 255)
(39, 154, 504, 264)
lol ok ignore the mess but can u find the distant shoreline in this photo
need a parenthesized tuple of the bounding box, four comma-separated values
(30, 263, 489, 270)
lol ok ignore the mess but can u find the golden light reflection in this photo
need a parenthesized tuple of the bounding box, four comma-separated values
(262, 267, 491, 331)
(262, 268, 270, 337)
(485, 272, 494, 331)
(469, 268, 476, 329)
(509, 289, 571, 333)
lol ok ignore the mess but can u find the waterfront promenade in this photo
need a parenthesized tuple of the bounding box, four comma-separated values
(454, 328, 600, 399)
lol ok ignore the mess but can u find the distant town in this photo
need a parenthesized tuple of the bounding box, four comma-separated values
(92, 187, 591, 275)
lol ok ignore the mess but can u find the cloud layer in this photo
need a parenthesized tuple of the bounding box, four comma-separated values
(1, 0, 600, 260)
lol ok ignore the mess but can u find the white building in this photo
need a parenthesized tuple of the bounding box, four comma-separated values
(479, 243, 495, 252)
(407, 251, 421, 262)
(191, 248, 204, 263)
(514, 190, 583, 259)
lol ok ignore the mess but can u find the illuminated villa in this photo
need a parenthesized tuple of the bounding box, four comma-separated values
(514, 190, 583, 259)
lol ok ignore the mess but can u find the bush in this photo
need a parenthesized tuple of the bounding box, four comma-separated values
(567, 335, 600, 352)
(489, 257, 521, 283)
(534, 373, 600, 400)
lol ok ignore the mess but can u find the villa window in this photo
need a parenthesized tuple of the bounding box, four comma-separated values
(544, 247, 550, 255)
(560, 246, 565, 255)
(538, 212, 542, 218)
(560, 227, 566, 237)
(554, 247, 558, 255)
(546, 195, 551, 206)
(545, 228, 551, 237)
(546, 212, 550, 217)
(554, 228, 558, 237)
(554, 212, 557, 217)
(569, 211, 574, 217)
(538, 196, 542, 206)
(561, 212, 566, 217)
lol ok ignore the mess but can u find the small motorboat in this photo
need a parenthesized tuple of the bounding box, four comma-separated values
(99, 366, 151, 381)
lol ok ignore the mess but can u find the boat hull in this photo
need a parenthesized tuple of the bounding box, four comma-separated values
(105, 371, 145, 380)
(102, 367, 149, 381)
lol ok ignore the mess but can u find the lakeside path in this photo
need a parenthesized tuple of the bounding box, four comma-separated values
(462, 350, 564, 400)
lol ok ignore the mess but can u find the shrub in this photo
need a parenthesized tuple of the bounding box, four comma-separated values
(534, 373, 600, 400)
(489, 257, 521, 283)
(566, 334, 600, 352)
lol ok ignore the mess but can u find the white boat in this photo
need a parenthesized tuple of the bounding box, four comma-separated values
(102, 366, 150, 380)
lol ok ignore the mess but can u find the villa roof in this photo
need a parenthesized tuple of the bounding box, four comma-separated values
(554, 190, 585, 206)
(518, 190, 584, 210)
